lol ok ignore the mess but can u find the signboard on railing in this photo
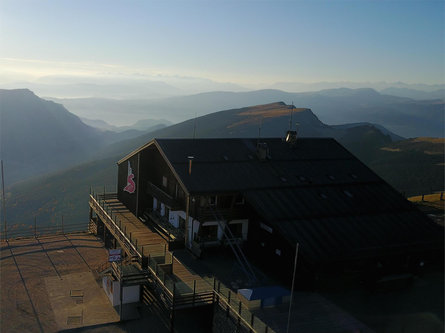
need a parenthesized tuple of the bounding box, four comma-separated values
(108, 249, 122, 262)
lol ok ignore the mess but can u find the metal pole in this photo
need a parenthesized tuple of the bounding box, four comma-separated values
(1, 160, 7, 240)
(61, 215, 64, 234)
(185, 194, 190, 248)
(286, 243, 299, 333)
(34, 216, 37, 237)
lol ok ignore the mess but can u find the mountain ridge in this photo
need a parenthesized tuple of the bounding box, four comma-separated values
(49, 88, 444, 137)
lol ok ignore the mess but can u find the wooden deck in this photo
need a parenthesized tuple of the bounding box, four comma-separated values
(89, 194, 213, 299)
(104, 198, 167, 251)
(89, 193, 276, 331)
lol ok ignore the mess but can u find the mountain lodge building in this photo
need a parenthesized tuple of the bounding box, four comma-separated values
(88, 135, 443, 330)
(114, 136, 443, 279)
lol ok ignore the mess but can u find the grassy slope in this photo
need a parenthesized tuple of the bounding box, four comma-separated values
(365, 138, 444, 196)
(4, 156, 118, 230)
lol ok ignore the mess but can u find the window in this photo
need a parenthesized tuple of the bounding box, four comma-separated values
(162, 176, 168, 188)
(160, 203, 165, 216)
(228, 223, 243, 238)
(179, 216, 186, 230)
(201, 225, 218, 241)
(208, 196, 217, 206)
(235, 194, 244, 205)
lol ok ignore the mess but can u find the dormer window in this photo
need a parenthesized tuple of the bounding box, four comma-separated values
(344, 190, 354, 198)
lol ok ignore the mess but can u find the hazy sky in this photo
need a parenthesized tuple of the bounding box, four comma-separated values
(1, 0, 444, 87)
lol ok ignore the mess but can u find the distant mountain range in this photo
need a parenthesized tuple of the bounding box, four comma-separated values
(3, 90, 443, 232)
(50, 88, 444, 138)
(80, 117, 172, 133)
(0, 89, 163, 185)
(380, 87, 445, 100)
(4, 73, 443, 100)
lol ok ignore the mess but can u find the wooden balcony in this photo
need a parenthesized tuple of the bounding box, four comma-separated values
(194, 206, 247, 222)
(147, 182, 183, 210)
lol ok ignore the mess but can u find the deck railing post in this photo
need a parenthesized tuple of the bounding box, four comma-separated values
(238, 301, 242, 327)
(227, 290, 231, 317)
(171, 283, 176, 333)
(250, 313, 255, 332)
(61, 215, 64, 234)
(34, 216, 37, 237)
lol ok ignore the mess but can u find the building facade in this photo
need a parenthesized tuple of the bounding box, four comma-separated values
(116, 136, 443, 280)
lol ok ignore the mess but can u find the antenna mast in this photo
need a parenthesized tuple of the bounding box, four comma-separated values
(192, 113, 197, 139)
(258, 117, 263, 144)
(289, 101, 294, 131)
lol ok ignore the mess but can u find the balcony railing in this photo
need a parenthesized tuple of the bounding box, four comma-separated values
(147, 182, 182, 210)
(194, 206, 247, 222)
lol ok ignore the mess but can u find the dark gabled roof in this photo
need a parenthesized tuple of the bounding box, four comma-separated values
(238, 286, 290, 301)
(246, 190, 443, 264)
(155, 137, 379, 193)
(121, 137, 444, 263)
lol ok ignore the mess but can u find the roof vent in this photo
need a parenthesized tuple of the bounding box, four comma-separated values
(256, 142, 270, 160)
(285, 130, 297, 146)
